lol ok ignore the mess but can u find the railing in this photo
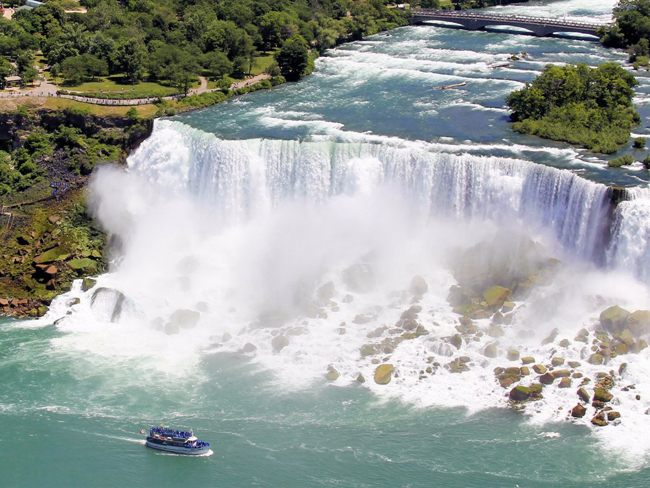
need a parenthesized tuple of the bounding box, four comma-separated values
(411, 10, 604, 30)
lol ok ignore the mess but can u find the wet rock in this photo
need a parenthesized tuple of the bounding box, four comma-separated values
(272, 335, 290, 352)
(68, 258, 97, 274)
(628, 310, 650, 336)
(509, 386, 531, 402)
(571, 404, 587, 418)
(494, 367, 504, 375)
(483, 344, 498, 358)
(342, 294, 354, 303)
(360, 344, 379, 357)
(521, 356, 535, 365)
(367, 326, 388, 338)
(615, 343, 628, 355)
(446, 358, 469, 374)
(498, 373, 520, 388)
(541, 328, 559, 346)
(553, 369, 571, 378)
(502, 302, 515, 313)
(90, 287, 126, 323)
(507, 349, 520, 361)
(530, 383, 543, 399)
(520, 366, 530, 376)
(449, 334, 463, 350)
(559, 339, 570, 347)
(591, 413, 608, 427)
(539, 373, 555, 385)
(568, 361, 581, 369)
(558, 377, 572, 388)
(588, 353, 604, 365)
(165, 322, 180, 335)
(81, 278, 97, 292)
(492, 311, 504, 325)
(551, 357, 565, 367)
(488, 326, 504, 338)
(222, 332, 232, 342)
(483, 286, 510, 309)
(195, 301, 209, 313)
(619, 363, 628, 375)
(170, 309, 201, 329)
(599, 305, 630, 333)
(410, 275, 428, 295)
(343, 264, 375, 293)
(374, 364, 394, 385)
(400, 318, 418, 331)
(632, 339, 648, 353)
(577, 388, 590, 403)
(607, 411, 621, 421)
(243, 343, 257, 353)
(317, 281, 336, 304)
(408, 305, 423, 314)
(356, 373, 365, 383)
(326, 365, 340, 381)
(532, 364, 547, 374)
(593, 388, 613, 403)
(353, 314, 373, 324)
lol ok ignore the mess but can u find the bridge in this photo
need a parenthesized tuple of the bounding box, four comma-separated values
(410, 10, 605, 38)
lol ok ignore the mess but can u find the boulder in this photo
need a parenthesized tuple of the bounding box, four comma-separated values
(539, 372, 555, 385)
(356, 374, 366, 383)
(488, 325, 504, 338)
(551, 357, 565, 367)
(164, 322, 180, 335)
(170, 309, 200, 329)
(243, 343, 257, 353)
(588, 353, 604, 365)
(502, 302, 516, 313)
(591, 413, 608, 427)
(498, 373, 520, 388)
(509, 386, 531, 402)
(607, 411, 621, 421)
(628, 310, 650, 336)
(222, 332, 232, 342)
(568, 361, 581, 368)
(33, 246, 67, 264)
(271, 335, 289, 352)
(553, 369, 571, 378)
(342, 264, 375, 293)
(571, 404, 587, 418)
(353, 314, 373, 324)
(374, 364, 394, 385)
(410, 275, 428, 295)
(483, 344, 498, 358)
(507, 349, 520, 361)
(593, 388, 613, 403)
(317, 281, 336, 303)
(326, 365, 340, 381)
(577, 388, 590, 403)
(360, 344, 379, 357)
(559, 339, 570, 347)
(541, 328, 559, 346)
(520, 366, 530, 376)
(558, 377, 572, 388)
(615, 343, 628, 355)
(521, 356, 535, 365)
(90, 287, 126, 323)
(482, 286, 510, 309)
(449, 334, 463, 350)
(632, 339, 648, 353)
(532, 364, 547, 374)
(599, 305, 630, 333)
(81, 278, 97, 292)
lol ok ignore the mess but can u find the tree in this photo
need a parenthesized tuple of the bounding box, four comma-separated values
(169, 58, 199, 95)
(117, 38, 147, 84)
(275, 35, 309, 81)
(60, 55, 87, 85)
(203, 51, 233, 80)
(0, 57, 15, 89)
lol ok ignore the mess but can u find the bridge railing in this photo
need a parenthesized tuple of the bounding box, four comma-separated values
(410, 10, 604, 30)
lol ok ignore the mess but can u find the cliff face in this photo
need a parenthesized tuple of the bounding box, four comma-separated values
(0, 110, 154, 317)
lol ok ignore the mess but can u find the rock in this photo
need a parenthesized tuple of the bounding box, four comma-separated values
(615, 343, 628, 355)
(591, 413, 608, 427)
(607, 411, 621, 421)
(530, 383, 543, 399)
(170, 309, 200, 329)
(483, 344, 498, 358)
(195, 301, 209, 313)
(507, 349, 520, 361)
(326, 365, 340, 381)
(271, 335, 289, 352)
(492, 311, 504, 325)
(68, 258, 98, 274)
(483, 286, 510, 309)
(342, 264, 375, 293)
(33, 246, 67, 265)
(539, 372, 555, 385)
(81, 278, 97, 292)
(90, 287, 126, 323)
(374, 364, 394, 385)
(520, 366, 530, 376)
(502, 301, 515, 313)
(619, 363, 628, 375)
(632, 339, 648, 353)
(541, 328, 559, 345)
(571, 404, 587, 418)
(450, 334, 463, 350)
(317, 281, 336, 303)
(599, 305, 630, 333)
(509, 386, 531, 402)
(577, 388, 590, 403)
(222, 332, 232, 342)
(164, 322, 180, 335)
(558, 377, 572, 388)
(559, 339, 570, 347)
(409, 305, 423, 314)
(360, 344, 379, 357)
(243, 343, 257, 353)
(568, 361, 581, 369)
(44, 265, 57, 278)
(401, 318, 418, 331)
(498, 373, 520, 388)
(551, 357, 565, 366)
(593, 388, 613, 403)
(447, 359, 469, 374)
(356, 373, 365, 383)
(342, 294, 354, 303)
(353, 314, 372, 324)
(532, 364, 547, 374)
(410, 275, 428, 295)
(588, 353, 604, 365)
(521, 356, 535, 364)
(48, 215, 61, 225)
(628, 310, 650, 336)
(553, 369, 571, 378)
(488, 325, 504, 338)
(494, 367, 504, 375)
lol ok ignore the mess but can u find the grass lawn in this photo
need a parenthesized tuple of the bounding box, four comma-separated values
(251, 49, 278, 76)
(63, 75, 180, 97)
(42, 98, 158, 118)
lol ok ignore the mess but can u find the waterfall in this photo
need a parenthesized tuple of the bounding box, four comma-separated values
(124, 119, 616, 269)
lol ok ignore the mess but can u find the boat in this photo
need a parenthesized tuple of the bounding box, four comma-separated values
(436, 82, 467, 90)
(144, 426, 211, 455)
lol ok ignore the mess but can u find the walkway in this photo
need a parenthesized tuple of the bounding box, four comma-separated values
(0, 74, 271, 106)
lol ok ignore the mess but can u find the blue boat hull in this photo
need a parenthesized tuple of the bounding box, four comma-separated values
(145, 440, 210, 455)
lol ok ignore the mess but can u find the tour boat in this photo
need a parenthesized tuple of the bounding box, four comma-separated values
(144, 426, 211, 455)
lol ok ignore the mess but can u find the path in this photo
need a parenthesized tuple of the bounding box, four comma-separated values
(0, 74, 272, 106)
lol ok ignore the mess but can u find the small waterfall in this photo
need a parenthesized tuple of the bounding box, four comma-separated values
(127, 119, 616, 269)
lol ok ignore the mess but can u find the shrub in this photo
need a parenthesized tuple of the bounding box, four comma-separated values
(643, 155, 650, 170)
(608, 155, 635, 167)
(634, 137, 646, 148)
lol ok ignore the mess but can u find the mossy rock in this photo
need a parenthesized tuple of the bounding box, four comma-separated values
(594, 388, 613, 403)
(507, 349, 520, 361)
(81, 277, 97, 292)
(34, 246, 68, 264)
(568, 361, 581, 369)
(449, 334, 463, 349)
(553, 369, 571, 378)
(551, 357, 565, 366)
(615, 343, 628, 355)
(571, 404, 587, 418)
(521, 356, 535, 365)
(374, 364, 394, 385)
(628, 310, 650, 336)
(68, 258, 97, 273)
(599, 305, 630, 332)
(632, 339, 648, 353)
(539, 372, 555, 385)
(520, 366, 530, 376)
(532, 364, 546, 374)
(509, 385, 531, 402)
(483, 343, 498, 358)
(326, 366, 340, 381)
(488, 325, 504, 338)
(483, 286, 510, 309)
(577, 388, 590, 403)
(360, 344, 379, 357)
(588, 353, 604, 365)
(271, 335, 289, 352)
(558, 377, 572, 388)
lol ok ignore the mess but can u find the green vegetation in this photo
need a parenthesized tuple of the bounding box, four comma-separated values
(634, 136, 646, 148)
(0, 0, 409, 95)
(506, 63, 640, 154)
(608, 155, 635, 167)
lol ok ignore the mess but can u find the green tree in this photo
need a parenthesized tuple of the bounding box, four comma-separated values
(203, 51, 233, 80)
(117, 38, 147, 84)
(275, 35, 309, 81)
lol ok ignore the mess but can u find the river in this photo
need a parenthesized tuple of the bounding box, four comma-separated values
(2, 0, 650, 486)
